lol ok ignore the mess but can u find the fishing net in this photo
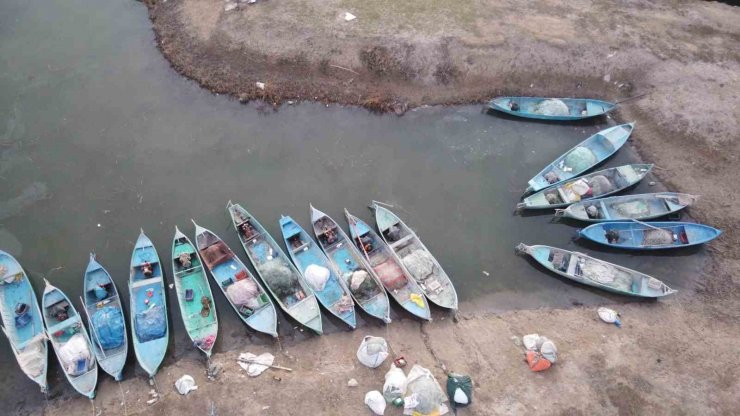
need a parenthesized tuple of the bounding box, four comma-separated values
(532, 99, 569, 116)
(201, 242, 230, 268)
(375, 260, 407, 290)
(17, 337, 46, 377)
(226, 278, 261, 308)
(134, 305, 166, 342)
(611, 200, 650, 218)
(590, 175, 614, 196)
(261, 258, 301, 300)
(91, 306, 124, 350)
(404, 365, 447, 415)
(642, 229, 674, 245)
(348, 270, 380, 301)
(402, 250, 435, 281)
(564, 147, 597, 172)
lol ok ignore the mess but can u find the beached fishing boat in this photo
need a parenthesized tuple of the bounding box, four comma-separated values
(82, 253, 127, 380)
(345, 210, 431, 320)
(577, 221, 721, 250)
(226, 203, 323, 334)
(517, 164, 653, 210)
(129, 230, 168, 378)
(488, 97, 616, 121)
(41, 280, 97, 398)
(310, 205, 391, 323)
(525, 123, 635, 194)
(371, 204, 459, 310)
(279, 215, 357, 329)
(192, 220, 278, 337)
(0, 250, 47, 393)
(555, 192, 698, 222)
(515, 243, 676, 298)
(171, 227, 218, 357)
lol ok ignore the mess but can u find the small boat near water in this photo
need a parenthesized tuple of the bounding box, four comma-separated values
(171, 227, 218, 357)
(525, 123, 635, 194)
(193, 220, 278, 337)
(129, 230, 169, 378)
(227, 203, 323, 335)
(279, 215, 357, 329)
(371, 204, 459, 310)
(555, 192, 698, 222)
(41, 280, 98, 398)
(82, 253, 127, 381)
(0, 250, 48, 393)
(310, 205, 391, 323)
(488, 97, 616, 121)
(515, 243, 676, 298)
(577, 221, 721, 250)
(517, 164, 652, 211)
(345, 210, 431, 320)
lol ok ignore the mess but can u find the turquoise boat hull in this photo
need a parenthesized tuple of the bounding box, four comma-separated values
(558, 192, 698, 222)
(129, 230, 169, 378)
(578, 221, 721, 250)
(279, 215, 357, 329)
(489, 97, 616, 121)
(83, 253, 128, 381)
(0, 250, 48, 393)
(310, 205, 391, 323)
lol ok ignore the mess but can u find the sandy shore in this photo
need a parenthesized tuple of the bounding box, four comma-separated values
(37, 1, 740, 415)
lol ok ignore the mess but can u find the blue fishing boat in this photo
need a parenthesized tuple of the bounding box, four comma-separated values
(227, 203, 323, 335)
(279, 215, 357, 329)
(82, 253, 127, 381)
(525, 123, 635, 194)
(555, 192, 698, 222)
(0, 250, 48, 393)
(41, 280, 98, 398)
(516, 243, 676, 298)
(517, 164, 653, 211)
(310, 205, 391, 323)
(488, 97, 616, 121)
(371, 204, 459, 310)
(345, 210, 431, 320)
(192, 220, 278, 337)
(129, 230, 168, 378)
(577, 221, 721, 250)
(172, 227, 218, 357)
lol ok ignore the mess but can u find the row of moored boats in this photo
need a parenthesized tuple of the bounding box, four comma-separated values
(489, 96, 721, 298)
(0, 203, 457, 398)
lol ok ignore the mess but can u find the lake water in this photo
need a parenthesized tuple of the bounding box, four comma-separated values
(0, 0, 705, 410)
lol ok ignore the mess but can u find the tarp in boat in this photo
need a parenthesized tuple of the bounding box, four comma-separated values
(17, 338, 46, 377)
(58, 333, 92, 375)
(226, 277, 261, 309)
(261, 258, 301, 300)
(564, 147, 597, 172)
(304, 264, 330, 292)
(135, 305, 166, 343)
(91, 306, 124, 350)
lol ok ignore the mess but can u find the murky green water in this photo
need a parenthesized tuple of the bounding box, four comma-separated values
(0, 0, 705, 410)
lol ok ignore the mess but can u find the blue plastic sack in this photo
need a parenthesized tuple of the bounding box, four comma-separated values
(92, 306, 125, 349)
(135, 305, 166, 343)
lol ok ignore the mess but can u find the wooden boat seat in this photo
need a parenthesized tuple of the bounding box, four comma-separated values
(389, 234, 413, 250)
(130, 276, 162, 289)
(47, 317, 79, 335)
(291, 242, 309, 253)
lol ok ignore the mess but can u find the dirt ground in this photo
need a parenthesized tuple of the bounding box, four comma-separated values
(39, 1, 740, 415)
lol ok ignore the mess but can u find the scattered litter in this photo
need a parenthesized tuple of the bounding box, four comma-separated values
(344, 12, 357, 22)
(482, 270, 490, 276)
(522, 334, 558, 372)
(207, 362, 222, 380)
(175, 375, 198, 395)
(261, 406, 270, 411)
(255, 82, 265, 90)
(510, 335, 522, 347)
(357, 336, 389, 368)
(393, 356, 407, 368)
(224, 2, 237, 11)
(607, 51, 617, 58)
(382, 364, 407, 403)
(447, 372, 473, 408)
(364, 390, 386, 415)
(403, 365, 448, 415)
(168, 283, 174, 289)
(649, 181, 656, 186)
(598, 307, 621, 327)
(347, 378, 358, 387)
(238, 352, 275, 377)
(146, 398, 158, 405)
(603, 74, 611, 82)
(273, 376, 282, 382)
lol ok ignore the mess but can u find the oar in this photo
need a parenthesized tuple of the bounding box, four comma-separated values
(615, 91, 652, 105)
(346, 211, 371, 263)
(630, 218, 665, 232)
